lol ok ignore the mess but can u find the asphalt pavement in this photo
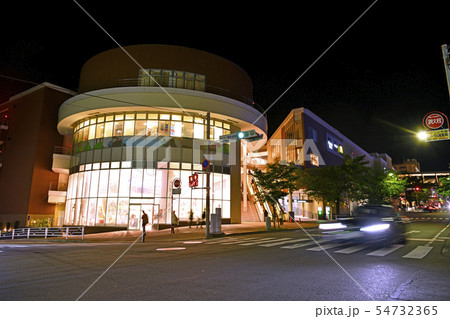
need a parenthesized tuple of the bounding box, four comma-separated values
(1, 212, 449, 301)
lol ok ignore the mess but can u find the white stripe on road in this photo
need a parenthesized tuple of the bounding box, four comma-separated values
(281, 240, 328, 249)
(306, 243, 347, 251)
(259, 238, 309, 247)
(240, 238, 291, 246)
(402, 246, 433, 259)
(426, 223, 450, 246)
(203, 237, 253, 244)
(366, 244, 404, 256)
(221, 237, 274, 245)
(334, 244, 368, 254)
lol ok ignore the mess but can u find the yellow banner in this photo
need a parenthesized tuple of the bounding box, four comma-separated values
(425, 128, 450, 142)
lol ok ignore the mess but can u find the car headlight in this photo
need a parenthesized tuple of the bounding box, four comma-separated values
(319, 223, 347, 230)
(360, 224, 390, 232)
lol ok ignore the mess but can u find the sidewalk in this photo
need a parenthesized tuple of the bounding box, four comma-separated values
(1, 221, 318, 244)
(78, 220, 319, 243)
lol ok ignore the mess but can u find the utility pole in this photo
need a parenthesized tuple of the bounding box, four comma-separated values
(441, 44, 450, 100)
(205, 112, 211, 238)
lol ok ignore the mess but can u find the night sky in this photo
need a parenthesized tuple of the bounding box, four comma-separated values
(1, 1, 449, 171)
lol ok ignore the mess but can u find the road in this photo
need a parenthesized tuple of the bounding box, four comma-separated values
(1, 211, 449, 301)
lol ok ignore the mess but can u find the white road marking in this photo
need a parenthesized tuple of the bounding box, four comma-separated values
(306, 243, 347, 251)
(221, 237, 274, 245)
(259, 238, 309, 247)
(156, 247, 186, 251)
(334, 244, 368, 254)
(426, 223, 450, 246)
(281, 240, 327, 249)
(402, 246, 433, 259)
(366, 244, 404, 256)
(240, 238, 291, 246)
(203, 237, 247, 244)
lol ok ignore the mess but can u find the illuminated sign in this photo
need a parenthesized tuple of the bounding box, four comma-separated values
(310, 153, 319, 167)
(326, 133, 344, 157)
(421, 111, 449, 142)
(423, 111, 448, 130)
(424, 113, 444, 129)
(423, 128, 450, 142)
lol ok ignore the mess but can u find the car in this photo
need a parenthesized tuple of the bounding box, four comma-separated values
(318, 205, 407, 245)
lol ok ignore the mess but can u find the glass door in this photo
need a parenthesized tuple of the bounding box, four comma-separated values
(128, 205, 141, 230)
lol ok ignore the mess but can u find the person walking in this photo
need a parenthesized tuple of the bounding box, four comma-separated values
(141, 211, 149, 242)
(171, 210, 178, 234)
(188, 210, 194, 228)
(200, 208, 206, 229)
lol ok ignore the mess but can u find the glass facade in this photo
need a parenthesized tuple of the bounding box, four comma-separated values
(138, 69, 206, 92)
(65, 111, 233, 229)
(72, 112, 230, 154)
(64, 165, 230, 229)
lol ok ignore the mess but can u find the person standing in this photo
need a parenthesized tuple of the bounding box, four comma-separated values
(141, 211, 149, 242)
(171, 210, 178, 234)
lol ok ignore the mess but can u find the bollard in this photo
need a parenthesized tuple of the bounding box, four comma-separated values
(266, 216, 271, 229)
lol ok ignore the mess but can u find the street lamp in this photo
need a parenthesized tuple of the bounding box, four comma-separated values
(417, 131, 428, 141)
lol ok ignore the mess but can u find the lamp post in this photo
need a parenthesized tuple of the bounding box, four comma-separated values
(205, 112, 211, 239)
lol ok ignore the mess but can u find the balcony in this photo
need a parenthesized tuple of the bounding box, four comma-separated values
(48, 182, 67, 204)
(52, 146, 71, 175)
(0, 118, 8, 130)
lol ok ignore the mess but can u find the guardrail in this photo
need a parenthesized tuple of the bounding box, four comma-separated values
(0, 227, 84, 240)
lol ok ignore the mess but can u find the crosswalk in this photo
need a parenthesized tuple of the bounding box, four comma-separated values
(409, 217, 450, 221)
(201, 236, 436, 260)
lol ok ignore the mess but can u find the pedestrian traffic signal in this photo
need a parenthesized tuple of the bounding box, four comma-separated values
(189, 173, 199, 188)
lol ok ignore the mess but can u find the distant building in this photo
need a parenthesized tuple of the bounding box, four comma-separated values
(264, 107, 393, 220)
(0, 83, 75, 228)
(393, 159, 421, 173)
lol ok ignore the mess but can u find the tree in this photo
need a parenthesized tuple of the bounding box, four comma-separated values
(437, 175, 450, 201)
(362, 169, 406, 205)
(251, 158, 302, 228)
(301, 155, 370, 218)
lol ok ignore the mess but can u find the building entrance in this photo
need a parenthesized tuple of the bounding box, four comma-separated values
(128, 203, 159, 230)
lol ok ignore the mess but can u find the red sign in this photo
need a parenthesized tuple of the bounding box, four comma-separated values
(188, 173, 198, 188)
(423, 111, 447, 130)
(173, 178, 181, 189)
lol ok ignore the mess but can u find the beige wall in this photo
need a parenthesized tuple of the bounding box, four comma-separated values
(79, 44, 254, 105)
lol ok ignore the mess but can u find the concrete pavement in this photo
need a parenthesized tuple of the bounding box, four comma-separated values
(0, 220, 319, 244)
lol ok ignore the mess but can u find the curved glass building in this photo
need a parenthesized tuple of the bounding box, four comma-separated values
(57, 44, 267, 229)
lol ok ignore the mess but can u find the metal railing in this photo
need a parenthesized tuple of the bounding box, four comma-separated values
(53, 146, 72, 155)
(0, 227, 84, 240)
(114, 78, 268, 116)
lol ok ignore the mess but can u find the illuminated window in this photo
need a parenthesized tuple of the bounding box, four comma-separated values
(194, 123, 204, 139)
(113, 121, 123, 136)
(171, 121, 182, 137)
(326, 133, 344, 157)
(96, 123, 105, 139)
(146, 121, 158, 136)
(159, 121, 170, 136)
(124, 120, 135, 136)
(182, 122, 194, 138)
(135, 120, 146, 135)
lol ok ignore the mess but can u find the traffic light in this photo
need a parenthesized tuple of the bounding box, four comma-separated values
(189, 173, 199, 188)
(219, 129, 263, 142)
(414, 187, 420, 192)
